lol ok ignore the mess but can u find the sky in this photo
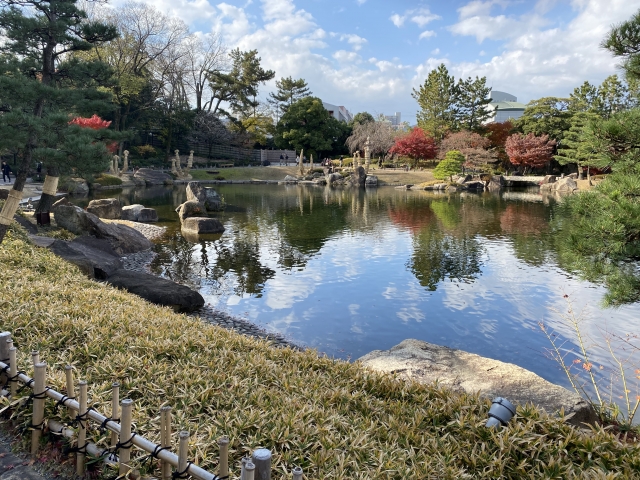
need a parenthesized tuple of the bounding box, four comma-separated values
(112, 0, 640, 124)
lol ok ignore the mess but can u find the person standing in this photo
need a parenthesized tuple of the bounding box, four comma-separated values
(1, 161, 11, 183)
(279, 154, 284, 165)
(285, 154, 289, 165)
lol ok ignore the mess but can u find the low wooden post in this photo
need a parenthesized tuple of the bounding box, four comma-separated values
(8, 347, 17, 397)
(111, 382, 119, 448)
(65, 366, 75, 417)
(218, 436, 229, 479)
(31, 362, 46, 455)
(76, 380, 88, 476)
(252, 448, 271, 480)
(177, 431, 189, 477)
(160, 406, 172, 480)
(0, 332, 11, 385)
(31, 350, 39, 366)
(119, 399, 133, 477)
(244, 461, 256, 480)
(292, 466, 303, 480)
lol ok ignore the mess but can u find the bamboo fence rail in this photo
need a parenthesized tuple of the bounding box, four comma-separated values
(0, 332, 303, 480)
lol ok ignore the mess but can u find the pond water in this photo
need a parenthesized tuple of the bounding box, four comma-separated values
(74, 185, 640, 392)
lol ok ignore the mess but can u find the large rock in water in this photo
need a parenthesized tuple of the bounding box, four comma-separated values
(138, 208, 158, 222)
(175, 200, 205, 221)
(365, 175, 378, 187)
(133, 168, 174, 186)
(358, 339, 597, 426)
(186, 182, 223, 211)
(351, 166, 366, 187)
(86, 198, 122, 219)
(181, 217, 225, 235)
(106, 269, 204, 312)
(48, 237, 123, 279)
(52, 205, 151, 254)
(121, 204, 144, 221)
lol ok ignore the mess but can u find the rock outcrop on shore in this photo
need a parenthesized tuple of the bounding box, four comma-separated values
(358, 339, 597, 426)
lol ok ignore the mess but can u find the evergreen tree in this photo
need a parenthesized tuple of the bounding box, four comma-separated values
(454, 76, 493, 131)
(433, 150, 464, 181)
(350, 112, 375, 126)
(568, 81, 599, 113)
(597, 75, 632, 118)
(554, 111, 601, 178)
(515, 97, 572, 142)
(412, 64, 457, 142)
(268, 76, 311, 117)
(602, 8, 640, 81)
(0, 0, 118, 242)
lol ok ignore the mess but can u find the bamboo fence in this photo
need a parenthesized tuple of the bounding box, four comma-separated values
(0, 331, 303, 480)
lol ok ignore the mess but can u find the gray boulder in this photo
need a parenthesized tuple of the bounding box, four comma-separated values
(67, 178, 89, 196)
(121, 204, 145, 221)
(350, 166, 366, 188)
(138, 208, 158, 222)
(487, 175, 505, 191)
(86, 198, 122, 219)
(457, 175, 472, 185)
(134, 168, 174, 186)
(465, 181, 485, 191)
(106, 269, 204, 312)
(284, 175, 298, 183)
(326, 173, 343, 184)
(186, 182, 223, 211)
(175, 200, 206, 221)
(358, 339, 597, 426)
(52, 205, 151, 254)
(181, 217, 225, 235)
(365, 175, 378, 187)
(554, 177, 578, 193)
(540, 175, 557, 185)
(48, 238, 123, 279)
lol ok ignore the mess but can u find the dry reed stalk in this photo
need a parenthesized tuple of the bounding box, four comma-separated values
(111, 382, 120, 448)
(8, 347, 17, 397)
(120, 398, 133, 476)
(65, 366, 75, 417)
(160, 406, 172, 480)
(178, 431, 189, 475)
(77, 380, 88, 475)
(31, 362, 46, 455)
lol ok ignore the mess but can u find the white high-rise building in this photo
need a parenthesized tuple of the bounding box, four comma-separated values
(384, 112, 402, 126)
(486, 91, 526, 123)
(322, 102, 353, 123)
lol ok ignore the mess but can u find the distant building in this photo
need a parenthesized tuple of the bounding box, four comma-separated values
(486, 91, 526, 123)
(322, 102, 353, 123)
(384, 112, 402, 126)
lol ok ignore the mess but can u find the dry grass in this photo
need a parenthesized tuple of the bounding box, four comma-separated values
(1, 224, 640, 479)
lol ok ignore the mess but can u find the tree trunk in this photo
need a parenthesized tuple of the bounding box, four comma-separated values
(35, 166, 60, 218)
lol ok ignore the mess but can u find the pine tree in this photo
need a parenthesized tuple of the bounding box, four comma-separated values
(412, 64, 457, 142)
(0, 0, 118, 241)
(554, 111, 601, 178)
(455, 76, 493, 131)
(433, 150, 464, 181)
(268, 76, 311, 118)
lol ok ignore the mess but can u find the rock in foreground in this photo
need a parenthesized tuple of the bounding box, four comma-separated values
(358, 339, 597, 426)
(133, 168, 174, 186)
(181, 217, 225, 235)
(86, 198, 122, 219)
(106, 269, 204, 312)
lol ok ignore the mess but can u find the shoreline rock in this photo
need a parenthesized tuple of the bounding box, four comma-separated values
(358, 338, 597, 426)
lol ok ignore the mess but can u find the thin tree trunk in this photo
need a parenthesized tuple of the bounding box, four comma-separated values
(35, 166, 60, 216)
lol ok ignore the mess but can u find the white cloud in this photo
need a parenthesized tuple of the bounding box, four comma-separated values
(340, 33, 368, 51)
(418, 30, 436, 40)
(333, 50, 360, 63)
(390, 14, 405, 28)
(431, 48, 440, 55)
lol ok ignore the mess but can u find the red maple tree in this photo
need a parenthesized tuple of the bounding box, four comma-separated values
(390, 127, 437, 167)
(485, 121, 515, 166)
(505, 133, 556, 172)
(69, 114, 117, 152)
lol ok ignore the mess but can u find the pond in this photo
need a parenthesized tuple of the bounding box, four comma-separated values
(73, 184, 640, 393)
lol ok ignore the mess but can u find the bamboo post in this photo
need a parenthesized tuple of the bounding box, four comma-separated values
(292, 466, 303, 480)
(111, 382, 120, 448)
(65, 366, 75, 417)
(31, 350, 39, 366)
(0, 332, 11, 385)
(217, 436, 229, 479)
(31, 362, 46, 455)
(161, 406, 172, 480)
(240, 457, 248, 480)
(77, 380, 88, 476)
(119, 399, 133, 477)
(8, 347, 17, 397)
(251, 449, 271, 480)
(177, 431, 189, 477)
(243, 461, 255, 480)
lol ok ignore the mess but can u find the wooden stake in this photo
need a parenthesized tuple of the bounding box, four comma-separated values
(218, 436, 229, 479)
(119, 399, 133, 477)
(177, 431, 189, 477)
(292, 466, 303, 480)
(31, 350, 39, 366)
(0, 332, 11, 385)
(31, 362, 46, 455)
(160, 406, 172, 480)
(8, 347, 17, 398)
(244, 461, 255, 480)
(77, 380, 88, 476)
(111, 382, 119, 448)
(251, 448, 271, 480)
(65, 366, 75, 417)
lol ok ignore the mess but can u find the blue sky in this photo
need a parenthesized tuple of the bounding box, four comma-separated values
(114, 0, 640, 124)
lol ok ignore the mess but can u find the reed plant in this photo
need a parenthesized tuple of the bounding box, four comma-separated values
(1, 224, 640, 478)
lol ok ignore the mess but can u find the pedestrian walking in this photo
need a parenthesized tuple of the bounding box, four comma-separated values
(279, 154, 284, 165)
(285, 154, 289, 165)
(1, 161, 11, 183)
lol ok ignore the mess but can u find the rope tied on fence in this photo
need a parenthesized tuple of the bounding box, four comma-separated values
(17, 378, 34, 394)
(115, 432, 137, 451)
(138, 444, 171, 471)
(171, 460, 193, 479)
(72, 406, 96, 430)
(53, 394, 75, 413)
(4, 370, 25, 389)
(98, 416, 119, 433)
(65, 441, 91, 455)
